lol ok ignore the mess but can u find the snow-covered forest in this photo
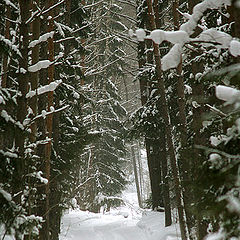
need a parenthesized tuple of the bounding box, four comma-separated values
(0, 0, 240, 239)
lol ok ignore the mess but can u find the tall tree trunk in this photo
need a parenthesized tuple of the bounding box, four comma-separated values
(29, 0, 40, 144)
(172, 0, 193, 236)
(37, 1, 51, 239)
(188, 1, 208, 239)
(44, 0, 55, 238)
(49, 4, 61, 237)
(15, 1, 30, 239)
(153, 0, 172, 225)
(145, 0, 187, 239)
(142, 7, 164, 211)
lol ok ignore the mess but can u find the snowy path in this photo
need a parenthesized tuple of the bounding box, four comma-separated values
(60, 209, 181, 240)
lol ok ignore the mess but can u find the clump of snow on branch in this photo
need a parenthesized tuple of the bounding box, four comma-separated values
(27, 171, 48, 184)
(149, 30, 189, 45)
(28, 60, 52, 72)
(196, 29, 232, 48)
(0, 188, 12, 202)
(215, 85, 240, 103)
(29, 31, 54, 48)
(26, 80, 62, 98)
(180, 0, 231, 36)
(0, 150, 18, 158)
(3, 0, 18, 10)
(229, 40, 240, 57)
(0, 34, 21, 56)
(161, 44, 182, 71)
(1, 110, 24, 130)
(135, 29, 146, 42)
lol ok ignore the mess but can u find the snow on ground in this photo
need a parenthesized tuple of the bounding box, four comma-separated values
(60, 209, 180, 240)
(60, 187, 181, 240)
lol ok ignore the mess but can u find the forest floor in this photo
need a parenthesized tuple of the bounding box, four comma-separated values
(60, 188, 181, 240)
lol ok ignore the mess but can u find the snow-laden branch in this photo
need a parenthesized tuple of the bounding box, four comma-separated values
(0, 188, 12, 202)
(42, 0, 65, 15)
(26, 0, 65, 24)
(1, 110, 24, 130)
(30, 105, 69, 123)
(29, 31, 54, 48)
(0, 150, 18, 159)
(132, 0, 239, 71)
(0, 34, 22, 57)
(215, 85, 240, 106)
(26, 80, 62, 98)
(180, 0, 231, 36)
(3, 0, 18, 10)
(27, 171, 48, 184)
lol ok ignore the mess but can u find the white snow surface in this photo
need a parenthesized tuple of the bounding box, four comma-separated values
(215, 85, 240, 102)
(60, 188, 180, 240)
(196, 29, 232, 48)
(29, 31, 54, 48)
(3, 0, 18, 10)
(136, 29, 146, 42)
(162, 44, 182, 71)
(28, 60, 52, 73)
(26, 80, 62, 98)
(0, 188, 12, 202)
(60, 210, 180, 240)
(149, 30, 189, 45)
(229, 40, 240, 57)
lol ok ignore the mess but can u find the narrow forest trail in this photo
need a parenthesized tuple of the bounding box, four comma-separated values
(60, 189, 181, 240)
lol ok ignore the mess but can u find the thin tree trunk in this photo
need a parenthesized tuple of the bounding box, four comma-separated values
(153, 0, 172, 225)
(159, 127, 172, 226)
(49, 5, 61, 236)
(29, 0, 40, 144)
(15, 0, 30, 186)
(144, 10, 164, 211)
(187, 1, 209, 239)
(131, 144, 143, 208)
(15, 2, 30, 239)
(172, 0, 194, 236)
(44, 0, 55, 238)
(136, 141, 143, 199)
(146, 1, 187, 239)
(1, 6, 11, 88)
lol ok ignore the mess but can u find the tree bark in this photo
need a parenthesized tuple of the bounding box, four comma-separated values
(14, 2, 30, 239)
(29, 0, 40, 144)
(44, 0, 55, 238)
(14, 0, 30, 196)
